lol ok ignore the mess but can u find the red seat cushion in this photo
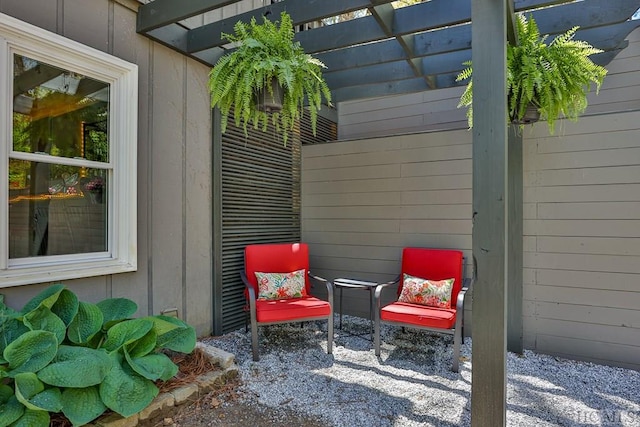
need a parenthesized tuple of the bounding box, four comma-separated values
(380, 302, 456, 330)
(255, 297, 331, 323)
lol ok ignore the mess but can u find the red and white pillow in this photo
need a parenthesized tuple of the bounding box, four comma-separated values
(255, 269, 307, 300)
(398, 274, 454, 309)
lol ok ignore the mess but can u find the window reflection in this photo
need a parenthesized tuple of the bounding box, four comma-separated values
(9, 54, 110, 259)
(8, 162, 108, 258)
(12, 54, 110, 162)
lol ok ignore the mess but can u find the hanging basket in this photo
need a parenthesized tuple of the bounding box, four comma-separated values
(255, 77, 284, 113)
(512, 103, 540, 125)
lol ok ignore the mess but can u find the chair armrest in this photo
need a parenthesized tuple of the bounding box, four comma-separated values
(240, 271, 257, 314)
(456, 277, 473, 312)
(308, 271, 334, 308)
(373, 275, 400, 310)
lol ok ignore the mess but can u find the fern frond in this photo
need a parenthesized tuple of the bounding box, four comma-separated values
(455, 12, 607, 134)
(208, 11, 331, 145)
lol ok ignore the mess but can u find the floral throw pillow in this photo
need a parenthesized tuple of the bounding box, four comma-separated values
(398, 274, 455, 309)
(255, 269, 307, 300)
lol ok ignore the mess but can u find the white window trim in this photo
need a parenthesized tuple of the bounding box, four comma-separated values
(0, 12, 138, 287)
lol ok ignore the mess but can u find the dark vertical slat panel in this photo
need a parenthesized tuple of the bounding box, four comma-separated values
(218, 112, 336, 333)
(212, 109, 224, 335)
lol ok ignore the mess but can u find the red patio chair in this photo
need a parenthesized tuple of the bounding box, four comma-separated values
(373, 248, 471, 372)
(241, 242, 334, 361)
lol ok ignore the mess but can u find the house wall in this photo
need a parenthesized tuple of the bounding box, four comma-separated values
(304, 27, 640, 369)
(0, 0, 214, 336)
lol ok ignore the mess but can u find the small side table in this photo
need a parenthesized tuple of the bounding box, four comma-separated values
(333, 278, 379, 340)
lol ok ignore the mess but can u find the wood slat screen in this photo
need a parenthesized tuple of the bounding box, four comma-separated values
(217, 112, 335, 333)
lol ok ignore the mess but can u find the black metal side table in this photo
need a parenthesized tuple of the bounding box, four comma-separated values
(333, 278, 378, 340)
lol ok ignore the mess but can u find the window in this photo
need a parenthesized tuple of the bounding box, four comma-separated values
(1, 13, 138, 287)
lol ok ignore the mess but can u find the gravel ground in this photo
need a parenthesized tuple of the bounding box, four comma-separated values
(197, 315, 640, 427)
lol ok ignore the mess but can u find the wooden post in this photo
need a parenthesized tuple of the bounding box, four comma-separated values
(507, 125, 523, 353)
(471, 0, 509, 425)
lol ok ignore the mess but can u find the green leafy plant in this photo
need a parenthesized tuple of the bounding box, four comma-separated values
(0, 284, 196, 426)
(456, 14, 607, 133)
(208, 11, 331, 144)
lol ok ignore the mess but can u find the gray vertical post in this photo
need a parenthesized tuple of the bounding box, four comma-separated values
(507, 125, 523, 353)
(211, 108, 224, 335)
(470, 0, 509, 425)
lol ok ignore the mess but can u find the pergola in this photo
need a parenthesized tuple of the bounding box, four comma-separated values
(136, 0, 639, 102)
(136, 1, 640, 425)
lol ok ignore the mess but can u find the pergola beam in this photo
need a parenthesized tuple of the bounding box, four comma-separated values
(320, 13, 639, 76)
(324, 61, 416, 90)
(323, 19, 635, 78)
(324, 19, 636, 101)
(332, 77, 429, 103)
(186, 0, 395, 53)
(137, 0, 239, 33)
(182, 0, 584, 53)
(137, 0, 638, 100)
(189, 0, 473, 54)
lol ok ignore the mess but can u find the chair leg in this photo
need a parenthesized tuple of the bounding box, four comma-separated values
(251, 318, 260, 362)
(374, 311, 381, 357)
(327, 314, 333, 355)
(452, 325, 461, 373)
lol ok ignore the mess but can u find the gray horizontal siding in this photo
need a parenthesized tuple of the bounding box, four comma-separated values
(522, 109, 640, 370)
(304, 108, 640, 369)
(325, 27, 640, 368)
(302, 130, 474, 326)
(338, 88, 468, 140)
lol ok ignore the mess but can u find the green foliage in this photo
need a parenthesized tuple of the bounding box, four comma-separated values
(0, 284, 197, 426)
(456, 14, 607, 133)
(208, 11, 332, 145)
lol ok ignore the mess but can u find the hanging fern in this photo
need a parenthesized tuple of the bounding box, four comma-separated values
(208, 12, 332, 144)
(456, 14, 607, 133)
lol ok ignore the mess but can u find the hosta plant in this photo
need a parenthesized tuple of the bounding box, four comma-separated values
(208, 11, 331, 144)
(456, 14, 607, 133)
(0, 284, 196, 426)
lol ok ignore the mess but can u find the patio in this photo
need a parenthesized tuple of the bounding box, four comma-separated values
(201, 316, 640, 426)
(1, 1, 638, 425)
(135, 1, 640, 424)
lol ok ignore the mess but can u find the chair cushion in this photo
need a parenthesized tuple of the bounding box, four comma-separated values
(245, 243, 312, 296)
(400, 248, 463, 306)
(256, 269, 307, 300)
(398, 274, 454, 309)
(380, 302, 456, 330)
(255, 297, 331, 323)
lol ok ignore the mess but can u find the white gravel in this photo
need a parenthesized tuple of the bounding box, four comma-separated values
(204, 315, 640, 427)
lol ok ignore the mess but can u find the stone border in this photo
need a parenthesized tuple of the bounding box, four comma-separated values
(87, 343, 238, 427)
